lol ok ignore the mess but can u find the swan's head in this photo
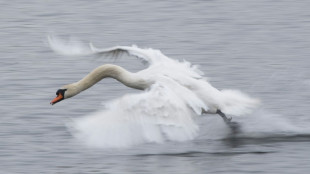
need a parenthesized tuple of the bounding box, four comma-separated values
(50, 89, 67, 105)
(50, 84, 79, 105)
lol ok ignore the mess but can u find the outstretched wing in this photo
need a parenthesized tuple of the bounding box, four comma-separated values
(47, 35, 163, 65)
(89, 44, 155, 64)
(70, 82, 201, 148)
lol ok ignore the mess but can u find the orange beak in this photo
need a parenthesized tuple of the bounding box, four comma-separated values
(50, 93, 64, 105)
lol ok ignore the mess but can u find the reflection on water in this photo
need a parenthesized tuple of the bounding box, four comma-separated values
(223, 133, 310, 148)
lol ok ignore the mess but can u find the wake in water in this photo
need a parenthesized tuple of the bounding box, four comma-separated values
(48, 35, 264, 148)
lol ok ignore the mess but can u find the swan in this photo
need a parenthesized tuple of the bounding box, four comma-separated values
(49, 39, 260, 125)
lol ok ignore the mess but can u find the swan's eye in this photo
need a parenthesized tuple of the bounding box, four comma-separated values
(56, 89, 67, 96)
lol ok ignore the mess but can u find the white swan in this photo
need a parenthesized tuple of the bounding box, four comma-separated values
(49, 38, 260, 124)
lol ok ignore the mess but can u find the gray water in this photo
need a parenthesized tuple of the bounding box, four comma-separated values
(1, 0, 310, 173)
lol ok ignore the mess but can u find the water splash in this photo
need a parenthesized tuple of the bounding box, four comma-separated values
(68, 85, 200, 148)
(68, 106, 310, 148)
(237, 109, 309, 137)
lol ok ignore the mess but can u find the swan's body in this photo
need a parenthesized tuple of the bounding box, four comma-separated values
(49, 36, 260, 138)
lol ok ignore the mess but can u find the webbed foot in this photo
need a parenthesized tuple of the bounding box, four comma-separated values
(216, 110, 232, 123)
(216, 110, 241, 134)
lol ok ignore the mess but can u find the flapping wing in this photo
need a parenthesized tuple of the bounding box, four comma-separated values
(47, 35, 159, 65)
(89, 44, 154, 64)
(71, 82, 202, 148)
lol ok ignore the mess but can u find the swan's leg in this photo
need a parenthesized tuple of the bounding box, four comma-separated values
(216, 110, 241, 134)
(216, 110, 232, 123)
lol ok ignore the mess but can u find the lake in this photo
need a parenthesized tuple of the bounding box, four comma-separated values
(1, 0, 310, 173)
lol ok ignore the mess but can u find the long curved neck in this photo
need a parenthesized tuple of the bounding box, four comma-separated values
(73, 64, 150, 94)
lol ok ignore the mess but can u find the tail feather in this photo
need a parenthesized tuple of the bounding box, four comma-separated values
(220, 89, 260, 116)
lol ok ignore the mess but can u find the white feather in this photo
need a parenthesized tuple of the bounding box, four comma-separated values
(49, 35, 260, 147)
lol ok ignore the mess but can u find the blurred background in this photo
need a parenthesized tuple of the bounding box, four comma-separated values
(1, 0, 310, 173)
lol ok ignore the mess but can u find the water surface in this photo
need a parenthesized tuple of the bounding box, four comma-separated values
(1, 1, 310, 173)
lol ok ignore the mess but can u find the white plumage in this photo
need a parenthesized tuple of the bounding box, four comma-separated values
(48, 35, 260, 147)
